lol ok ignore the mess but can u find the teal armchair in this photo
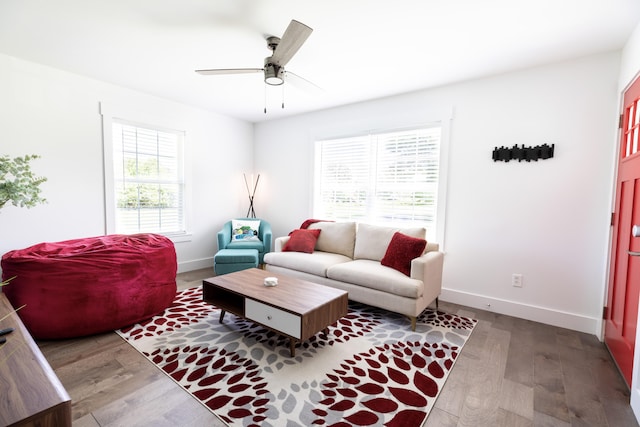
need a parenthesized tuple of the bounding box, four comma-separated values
(217, 218, 272, 264)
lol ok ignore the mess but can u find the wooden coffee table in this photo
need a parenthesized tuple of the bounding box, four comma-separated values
(202, 268, 348, 356)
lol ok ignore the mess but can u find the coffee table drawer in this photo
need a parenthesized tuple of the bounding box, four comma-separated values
(245, 299, 301, 339)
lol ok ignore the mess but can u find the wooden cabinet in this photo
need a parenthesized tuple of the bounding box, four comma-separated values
(0, 292, 71, 427)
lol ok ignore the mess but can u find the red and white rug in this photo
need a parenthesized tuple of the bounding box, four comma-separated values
(117, 287, 477, 426)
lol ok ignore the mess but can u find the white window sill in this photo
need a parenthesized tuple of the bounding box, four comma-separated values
(165, 233, 193, 244)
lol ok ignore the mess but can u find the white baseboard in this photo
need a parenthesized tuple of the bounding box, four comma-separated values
(177, 257, 214, 274)
(440, 287, 600, 337)
(632, 387, 640, 423)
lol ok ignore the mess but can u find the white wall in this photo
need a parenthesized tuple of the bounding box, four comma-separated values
(254, 51, 621, 336)
(0, 53, 254, 273)
(619, 22, 640, 93)
(0, 48, 626, 336)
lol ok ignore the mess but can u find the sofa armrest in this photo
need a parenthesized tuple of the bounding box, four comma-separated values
(273, 236, 290, 252)
(217, 221, 232, 251)
(410, 250, 443, 296)
(260, 222, 273, 253)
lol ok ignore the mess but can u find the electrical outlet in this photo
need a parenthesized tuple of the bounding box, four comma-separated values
(512, 273, 523, 287)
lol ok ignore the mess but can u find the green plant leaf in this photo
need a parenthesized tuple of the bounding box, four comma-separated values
(0, 154, 47, 210)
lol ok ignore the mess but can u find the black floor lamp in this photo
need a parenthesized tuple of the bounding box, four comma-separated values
(244, 173, 260, 218)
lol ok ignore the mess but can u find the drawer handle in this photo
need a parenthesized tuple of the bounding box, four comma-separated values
(267, 315, 272, 320)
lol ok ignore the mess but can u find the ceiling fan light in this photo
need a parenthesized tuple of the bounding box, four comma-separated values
(265, 76, 283, 85)
(264, 63, 284, 86)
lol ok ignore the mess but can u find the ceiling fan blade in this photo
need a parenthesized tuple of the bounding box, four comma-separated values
(196, 68, 262, 75)
(270, 20, 312, 67)
(284, 71, 323, 92)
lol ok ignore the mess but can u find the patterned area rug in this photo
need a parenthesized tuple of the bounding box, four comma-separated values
(117, 287, 477, 426)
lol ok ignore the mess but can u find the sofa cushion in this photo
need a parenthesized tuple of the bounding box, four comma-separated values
(381, 232, 427, 276)
(308, 221, 356, 258)
(263, 251, 351, 277)
(283, 229, 321, 253)
(353, 223, 426, 261)
(327, 259, 424, 299)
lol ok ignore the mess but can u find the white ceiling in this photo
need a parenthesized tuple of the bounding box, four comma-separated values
(1, 0, 639, 123)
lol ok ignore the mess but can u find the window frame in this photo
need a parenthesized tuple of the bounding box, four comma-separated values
(100, 102, 192, 242)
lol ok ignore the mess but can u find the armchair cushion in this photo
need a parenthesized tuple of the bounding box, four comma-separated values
(226, 239, 265, 251)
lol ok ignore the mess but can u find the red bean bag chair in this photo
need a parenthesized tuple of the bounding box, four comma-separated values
(1, 233, 177, 339)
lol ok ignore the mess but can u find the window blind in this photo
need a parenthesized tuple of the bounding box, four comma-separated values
(112, 121, 185, 235)
(315, 126, 441, 237)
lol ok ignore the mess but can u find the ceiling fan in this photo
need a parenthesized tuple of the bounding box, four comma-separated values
(196, 19, 313, 87)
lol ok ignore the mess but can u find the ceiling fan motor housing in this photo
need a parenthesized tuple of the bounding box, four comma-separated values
(264, 58, 284, 85)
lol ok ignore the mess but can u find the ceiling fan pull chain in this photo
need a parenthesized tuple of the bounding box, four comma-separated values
(282, 83, 285, 109)
(264, 83, 267, 114)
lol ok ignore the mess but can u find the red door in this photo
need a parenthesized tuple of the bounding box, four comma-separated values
(606, 75, 640, 388)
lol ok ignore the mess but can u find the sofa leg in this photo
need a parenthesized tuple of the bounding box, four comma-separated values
(436, 297, 439, 309)
(410, 316, 417, 331)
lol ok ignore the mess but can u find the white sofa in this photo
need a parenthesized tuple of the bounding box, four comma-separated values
(263, 221, 443, 330)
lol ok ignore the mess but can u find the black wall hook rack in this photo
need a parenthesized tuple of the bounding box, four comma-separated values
(492, 143, 555, 162)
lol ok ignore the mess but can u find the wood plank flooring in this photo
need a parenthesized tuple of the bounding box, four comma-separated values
(35, 268, 638, 427)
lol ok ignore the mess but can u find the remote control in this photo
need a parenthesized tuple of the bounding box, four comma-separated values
(0, 337, 5, 344)
(0, 327, 14, 336)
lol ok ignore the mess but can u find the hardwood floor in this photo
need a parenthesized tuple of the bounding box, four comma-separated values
(426, 301, 638, 427)
(36, 268, 638, 427)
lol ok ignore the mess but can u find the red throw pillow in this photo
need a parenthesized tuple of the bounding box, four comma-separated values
(381, 232, 427, 276)
(283, 229, 321, 253)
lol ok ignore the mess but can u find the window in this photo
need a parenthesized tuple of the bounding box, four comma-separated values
(314, 126, 442, 240)
(111, 120, 185, 236)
